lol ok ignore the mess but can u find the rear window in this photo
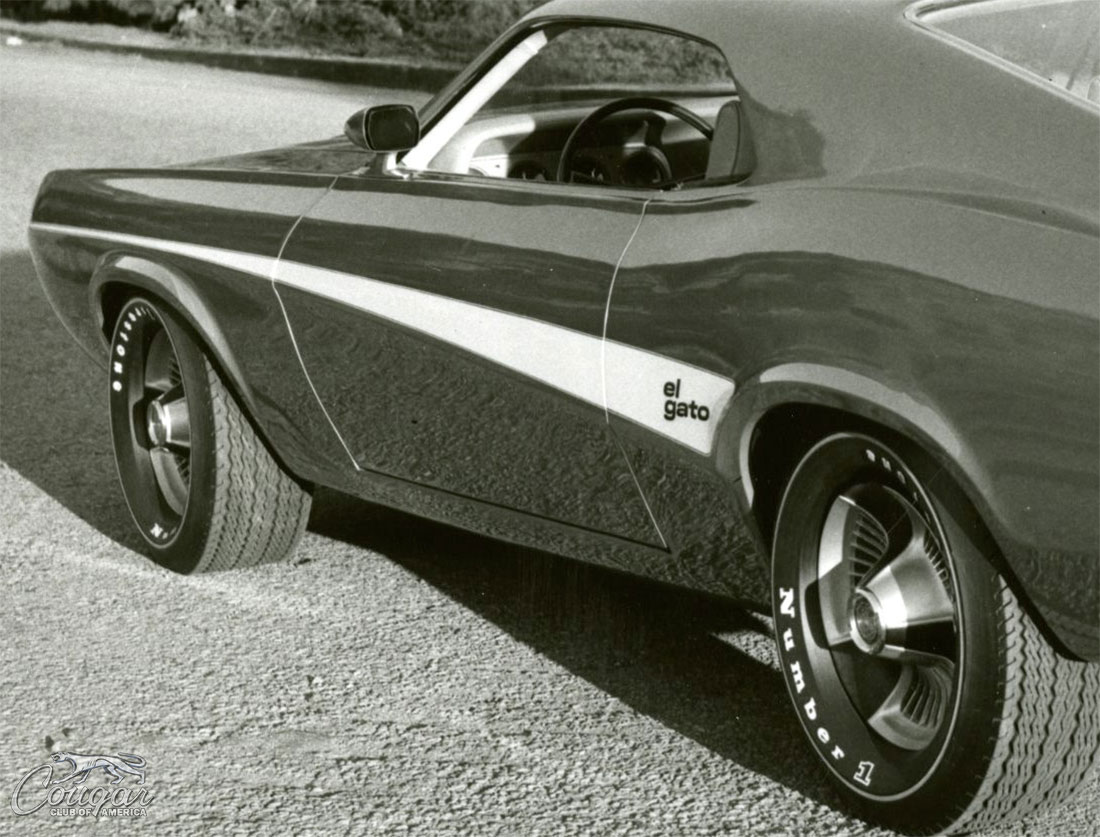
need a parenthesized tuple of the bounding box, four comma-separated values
(917, 0, 1100, 103)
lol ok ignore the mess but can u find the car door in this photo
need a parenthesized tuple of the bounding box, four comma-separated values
(273, 170, 664, 546)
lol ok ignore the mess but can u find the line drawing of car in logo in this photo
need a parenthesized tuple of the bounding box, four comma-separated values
(25, 0, 1098, 833)
(50, 752, 147, 786)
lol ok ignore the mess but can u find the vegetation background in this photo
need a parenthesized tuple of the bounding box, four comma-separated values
(0, 0, 543, 64)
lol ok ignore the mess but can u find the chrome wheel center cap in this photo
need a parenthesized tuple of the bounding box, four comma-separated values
(849, 590, 886, 655)
(147, 401, 168, 447)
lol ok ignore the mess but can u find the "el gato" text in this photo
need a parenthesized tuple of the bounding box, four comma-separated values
(663, 379, 710, 422)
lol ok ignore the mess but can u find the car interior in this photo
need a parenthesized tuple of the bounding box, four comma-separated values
(424, 94, 754, 188)
(401, 24, 754, 189)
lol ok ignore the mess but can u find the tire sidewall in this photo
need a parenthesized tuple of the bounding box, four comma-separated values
(771, 433, 1003, 832)
(109, 298, 216, 573)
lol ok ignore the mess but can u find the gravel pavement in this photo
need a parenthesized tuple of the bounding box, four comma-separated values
(1, 41, 1096, 836)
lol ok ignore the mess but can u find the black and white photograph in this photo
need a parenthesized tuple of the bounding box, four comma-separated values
(1, 0, 1097, 834)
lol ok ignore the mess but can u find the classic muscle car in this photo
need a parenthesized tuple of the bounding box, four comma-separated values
(27, 0, 1099, 832)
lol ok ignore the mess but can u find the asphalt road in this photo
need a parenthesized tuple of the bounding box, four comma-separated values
(1, 42, 1096, 836)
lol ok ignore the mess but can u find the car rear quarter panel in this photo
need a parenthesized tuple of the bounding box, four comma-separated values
(609, 184, 1099, 660)
(523, 0, 1100, 659)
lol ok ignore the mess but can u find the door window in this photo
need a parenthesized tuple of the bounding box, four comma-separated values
(402, 23, 749, 188)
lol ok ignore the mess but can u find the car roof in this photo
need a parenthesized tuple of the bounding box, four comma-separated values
(521, 0, 1099, 222)
(529, 0, 912, 42)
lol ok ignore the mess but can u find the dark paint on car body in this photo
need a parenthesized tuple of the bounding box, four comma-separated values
(28, 0, 1098, 664)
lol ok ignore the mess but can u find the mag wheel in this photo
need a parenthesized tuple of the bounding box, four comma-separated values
(772, 433, 1099, 834)
(109, 297, 311, 573)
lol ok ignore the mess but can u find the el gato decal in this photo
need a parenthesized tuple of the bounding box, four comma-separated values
(10, 751, 154, 818)
(661, 378, 711, 423)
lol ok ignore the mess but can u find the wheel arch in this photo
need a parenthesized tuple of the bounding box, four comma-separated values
(90, 256, 305, 487)
(92, 255, 249, 395)
(721, 368, 1086, 661)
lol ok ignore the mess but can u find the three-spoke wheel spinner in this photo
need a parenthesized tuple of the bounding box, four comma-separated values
(813, 476, 958, 757)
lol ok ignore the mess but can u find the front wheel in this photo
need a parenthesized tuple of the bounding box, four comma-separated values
(108, 297, 311, 572)
(772, 433, 1098, 834)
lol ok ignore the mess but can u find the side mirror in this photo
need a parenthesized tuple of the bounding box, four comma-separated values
(344, 104, 420, 152)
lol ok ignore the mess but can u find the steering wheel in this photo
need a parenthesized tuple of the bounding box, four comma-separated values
(555, 96, 714, 185)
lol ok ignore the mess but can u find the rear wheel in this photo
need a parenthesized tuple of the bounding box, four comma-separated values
(108, 297, 311, 572)
(771, 433, 1099, 834)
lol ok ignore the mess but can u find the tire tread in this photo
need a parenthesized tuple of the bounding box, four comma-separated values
(195, 356, 311, 572)
(949, 578, 1099, 833)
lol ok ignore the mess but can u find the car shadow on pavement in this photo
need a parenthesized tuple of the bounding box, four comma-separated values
(308, 486, 863, 821)
(0, 249, 146, 551)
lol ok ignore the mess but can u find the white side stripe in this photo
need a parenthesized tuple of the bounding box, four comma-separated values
(31, 224, 276, 279)
(31, 222, 735, 454)
(272, 258, 607, 410)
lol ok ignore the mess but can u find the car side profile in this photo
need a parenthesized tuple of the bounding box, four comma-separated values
(27, 0, 1099, 833)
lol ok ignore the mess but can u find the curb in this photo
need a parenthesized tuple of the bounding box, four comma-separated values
(0, 23, 459, 92)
